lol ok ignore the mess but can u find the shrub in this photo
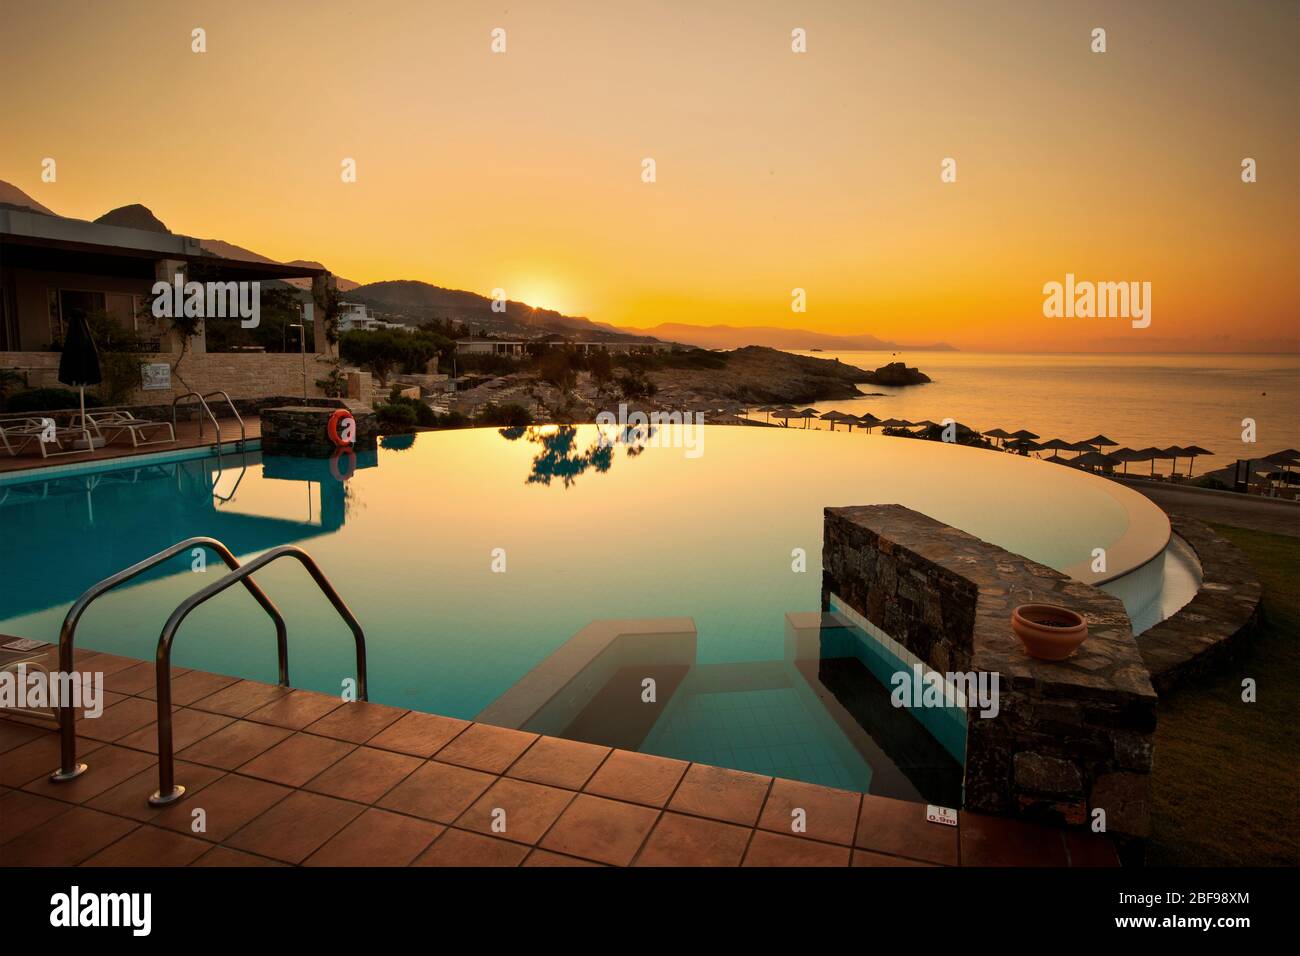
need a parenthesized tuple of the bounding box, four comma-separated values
(6, 388, 104, 413)
(385, 389, 436, 426)
(477, 402, 532, 427)
(376, 402, 418, 433)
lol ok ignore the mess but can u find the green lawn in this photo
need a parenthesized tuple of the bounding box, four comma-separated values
(1146, 524, 1300, 866)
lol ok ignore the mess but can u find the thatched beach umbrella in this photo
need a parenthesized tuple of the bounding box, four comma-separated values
(1108, 447, 1142, 475)
(771, 408, 796, 427)
(1133, 446, 1169, 477)
(856, 412, 882, 433)
(820, 410, 850, 431)
(1038, 438, 1074, 453)
(983, 427, 1013, 447)
(877, 418, 913, 429)
(1072, 451, 1114, 471)
(1043, 453, 1071, 464)
(1083, 434, 1118, 448)
(1009, 429, 1040, 441)
(1066, 440, 1099, 457)
(755, 404, 779, 423)
(1006, 438, 1041, 454)
(1161, 445, 1188, 476)
(796, 408, 819, 429)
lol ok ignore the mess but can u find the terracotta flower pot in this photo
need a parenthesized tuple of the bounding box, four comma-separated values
(1011, 604, 1089, 660)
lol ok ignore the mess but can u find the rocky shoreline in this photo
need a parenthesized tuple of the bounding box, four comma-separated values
(448, 346, 927, 420)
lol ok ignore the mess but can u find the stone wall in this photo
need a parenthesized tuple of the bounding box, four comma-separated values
(260, 403, 378, 457)
(1, 350, 335, 403)
(1138, 515, 1262, 693)
(822, 504, 1157, 845)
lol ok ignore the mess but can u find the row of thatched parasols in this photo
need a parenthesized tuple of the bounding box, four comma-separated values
(745, 405, 1300, 481)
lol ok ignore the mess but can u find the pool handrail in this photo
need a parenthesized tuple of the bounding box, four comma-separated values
(171, 390, 246, 447)
(49, 537, 289, 783)
(149, 544, 368, 806)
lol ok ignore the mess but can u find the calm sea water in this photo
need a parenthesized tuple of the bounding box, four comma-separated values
(791, 352, 1300, 477)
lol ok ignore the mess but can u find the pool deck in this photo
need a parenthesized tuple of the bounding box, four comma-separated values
(0, 416, 261, 477)
(0, 646, 1119, 867)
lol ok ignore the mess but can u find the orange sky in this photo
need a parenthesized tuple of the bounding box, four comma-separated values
(2, 0, 1296, 352)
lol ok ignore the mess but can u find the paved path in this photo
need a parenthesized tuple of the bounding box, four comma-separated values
(1117, 479, 1300, 538)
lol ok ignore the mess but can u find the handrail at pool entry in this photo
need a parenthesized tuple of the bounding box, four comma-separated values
(149, 544, 369, 807)
(49, 536, 289, 784)
(171, 390, 246, 448)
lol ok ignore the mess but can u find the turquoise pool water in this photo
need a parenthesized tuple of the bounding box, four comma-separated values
(0, 425, 1170, 796)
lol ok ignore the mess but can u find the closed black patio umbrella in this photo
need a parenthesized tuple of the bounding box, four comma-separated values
(58, 311, 102, 449)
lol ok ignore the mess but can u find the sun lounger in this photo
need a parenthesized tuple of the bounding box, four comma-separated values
(80, 410, 176, 448)
(0, 416, 95, 458)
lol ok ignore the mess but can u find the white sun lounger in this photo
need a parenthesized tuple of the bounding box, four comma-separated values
(80, 410, 176, 448)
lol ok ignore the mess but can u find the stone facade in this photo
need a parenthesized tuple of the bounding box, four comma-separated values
(822, 504, 1157, 845)
(0, 350, 336, 403)
(1137, 515, 1262, 693)
(260, 402, 378, 457)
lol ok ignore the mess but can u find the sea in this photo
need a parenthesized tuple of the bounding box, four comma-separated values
(784, 351, 1300, 478)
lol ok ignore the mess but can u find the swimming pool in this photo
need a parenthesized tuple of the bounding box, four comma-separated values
(0, 425, 1183, 796)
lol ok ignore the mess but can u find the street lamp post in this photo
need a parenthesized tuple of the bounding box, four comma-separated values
(289, 322, 306, 399)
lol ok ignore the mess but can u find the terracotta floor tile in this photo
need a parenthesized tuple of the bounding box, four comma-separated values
(226, 790, 364, 864)
(757, 778, 861, 846)
(176, 720, 293, 770)
(743, 830, 850, 867)
(506, 736, 611, 790)
(82, 824, 211, 866)
(635, 812, 751, 867)
(150, 773, 290, 842)
(303, 746, 421, 804)
(1064, 830, 1121, 867)
(245, 689, 344, 730)
(87, 760, 226, 822)
(0, 805, 137, 866)
(540, 793, 659, 866)
(0, 734, 103, 788)
(855, 795, 958, 865)
(412, 828, 528, 867)
(190, 845, 287, 867)
(304, 808, 443, 866)
(523, 848, 604, 867)
(958, 811, 1068, 866)
(22, 744, 155, 803)
(433, 723, 537, 774)
(583, 750, 688, 807)
(77, 697, 159, 742)
(668, 763, 772, 826)
(0, 719, 44, 753)
(190, 679, 291, 718)
(305, 700, 407, 744)
(140, 670, 240, 706)
(377, 759, 496, 824)
(115, 707, 234, 754)
(73, 651, 140, 676)
(367, 710, 470, 758)
(103, 661, 188, 697)
(236, 732, 355, 788)
(0, 789, 73, 843)
(456, 777, 575, 845)
(852, 849, 938, 867)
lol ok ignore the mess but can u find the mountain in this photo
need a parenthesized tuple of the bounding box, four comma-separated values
(95, 203, 170, 232)
(621, 322, 956, 352)
(346, 279, 657, 342)
(194, 240, 360, 291)
(0, 180, 54, 215)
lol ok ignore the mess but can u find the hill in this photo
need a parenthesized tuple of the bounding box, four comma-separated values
(622, 322, 955, 352)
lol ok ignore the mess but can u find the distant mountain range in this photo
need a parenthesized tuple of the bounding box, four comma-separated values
(619, 323, 955, 352)
(1, 177, 956, 351)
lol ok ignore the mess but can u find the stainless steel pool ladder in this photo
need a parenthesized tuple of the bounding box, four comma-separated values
(171, 390, 246, 448)
(48, 538, 367, 808)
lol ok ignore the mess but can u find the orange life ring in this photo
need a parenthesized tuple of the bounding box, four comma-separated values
(327, 408, 356, 447)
